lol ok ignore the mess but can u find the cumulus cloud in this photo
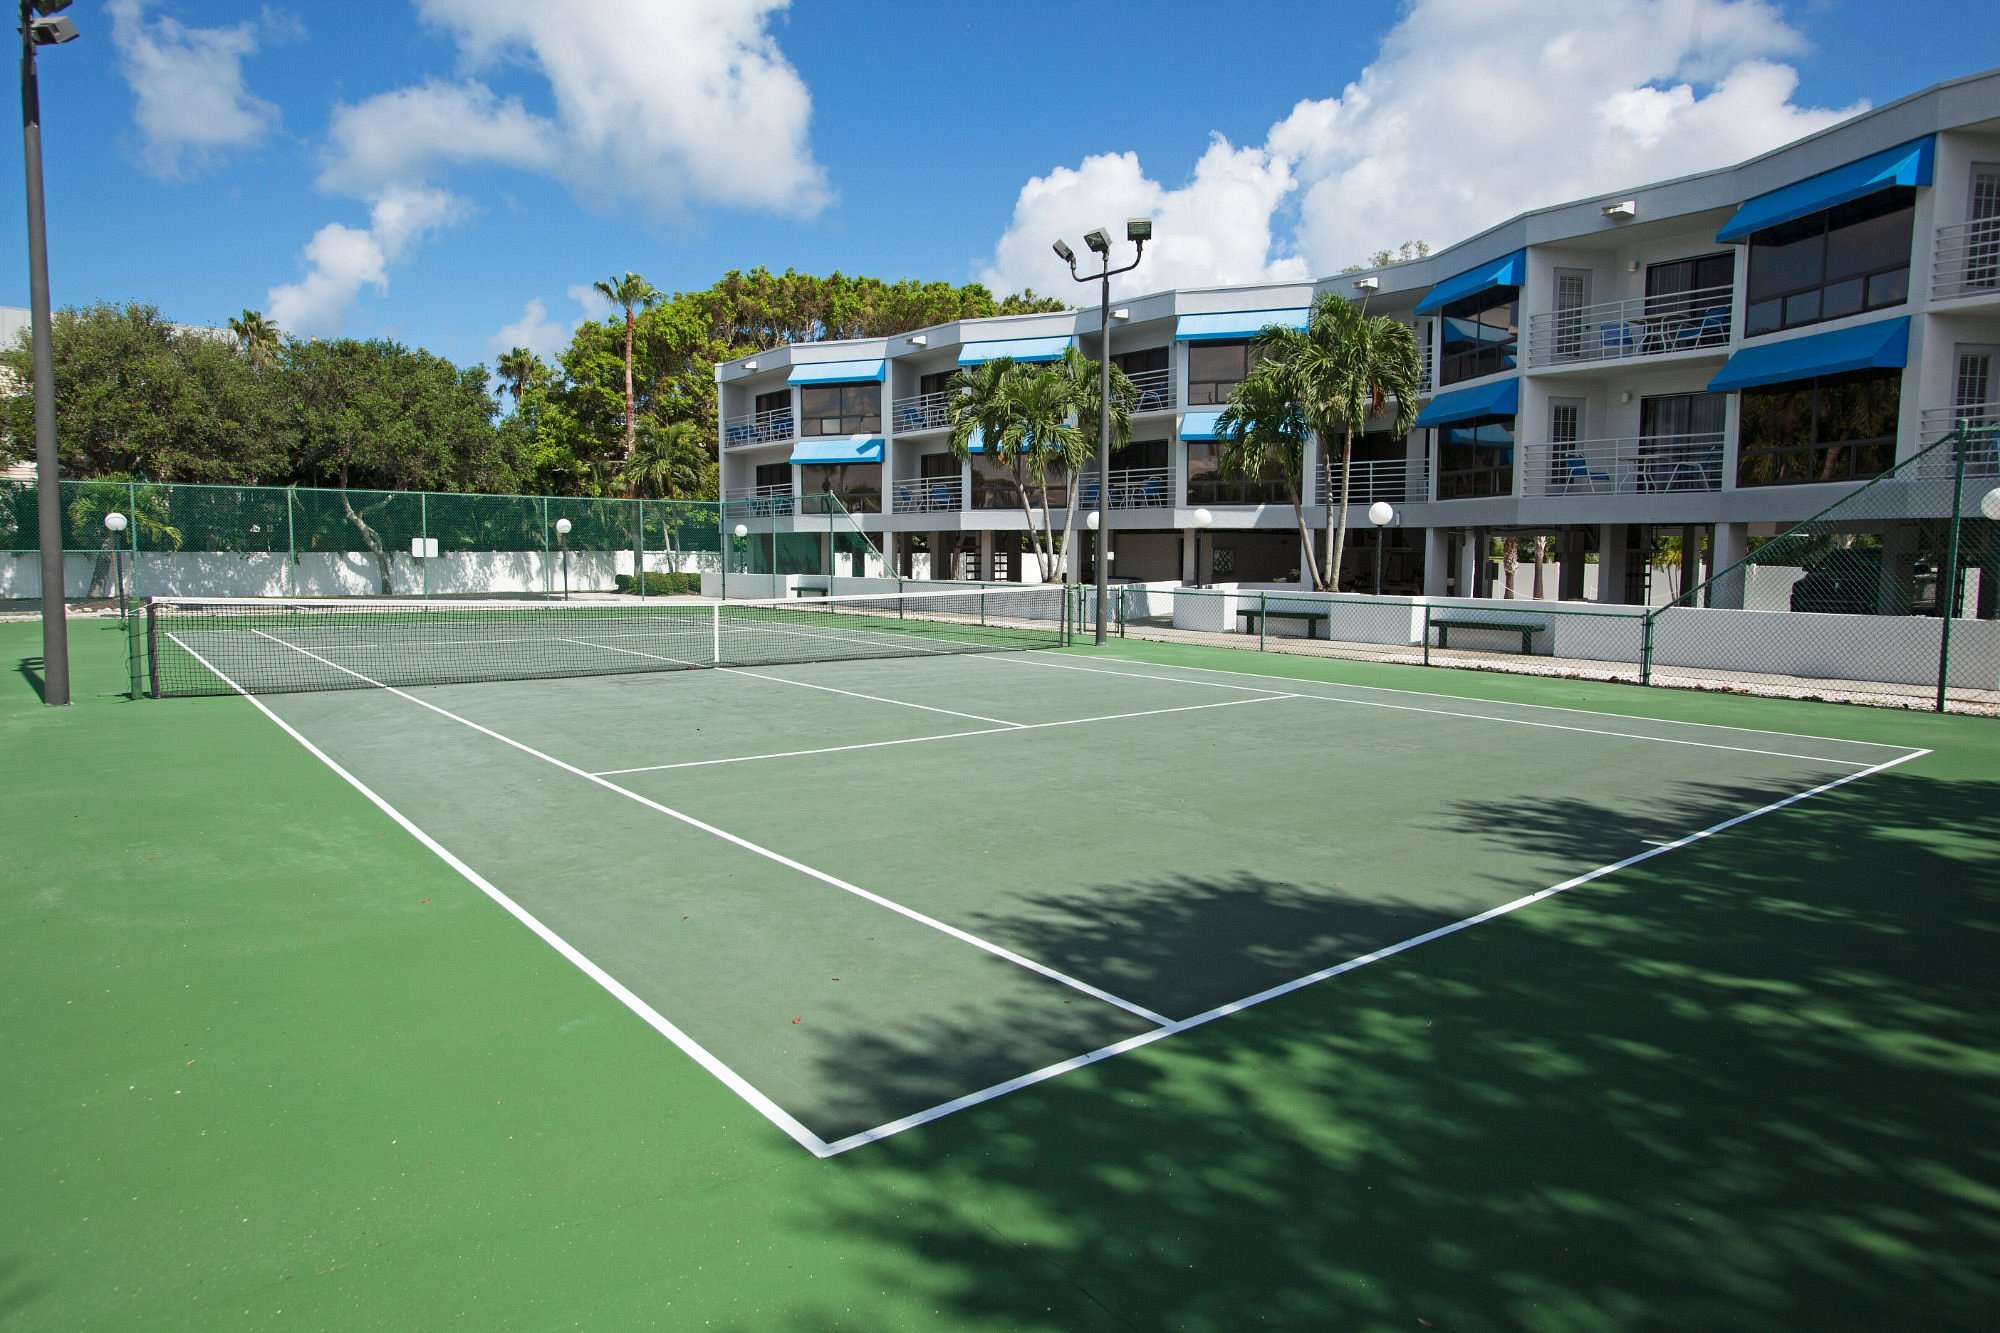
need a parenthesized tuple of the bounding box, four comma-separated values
(491, 288, 608, 361)
(323, 0, 829, 218)
(981, 0, 1867, 298)
(268, 188, 466, 338)
(106, 0, 285, 177)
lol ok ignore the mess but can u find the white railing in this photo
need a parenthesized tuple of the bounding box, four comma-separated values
(1073, 467, 1172, 510)
(1120, 367, 1174, 413)
(1315, 458, 1428, 506)
(1932, 216, 2000, 302)
(1907, 405, 2000, 479)
(1417, 340, 1434, 394)
(721, 406, 794, 446)
(1523, 284, 1733, 367)
(891, 390, 952, 434)
(723, 484, 796, 516)
(890, 475, 965, 513)
(1520, 433, 1724, 496)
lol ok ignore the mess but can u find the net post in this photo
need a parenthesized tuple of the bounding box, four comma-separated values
(980, 588, 987, 626)
(145, 600, 160, 699)
(1935, 420, 1970, 712)
(711, 600, 722, 667)
(125, 602, 142, 699)
(1258, 591, 1267, 652)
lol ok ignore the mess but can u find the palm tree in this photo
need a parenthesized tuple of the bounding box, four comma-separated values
(1215, 360, 1316, 577)
(1000, 365, 1086, 582)
(620, 418, 711, 501)
(494, 346, 545, 407)
(227, 309, 280, 368)
(1047, 346, 1132, 583)
(65, 477, 181, 598)
(946, 358, 1049, 576)
(1255, 293, 1423, 590)
(592, 272, 661, 465)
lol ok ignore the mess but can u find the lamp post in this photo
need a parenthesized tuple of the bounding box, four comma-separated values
(1191, 507, 1212, 587)
(21, 0, 80, 705)
(1368, 501, 1396, 597)
(1055, 217, 1151, 644)
(554, 517, 571, 600)
(103, 510, 127, 618)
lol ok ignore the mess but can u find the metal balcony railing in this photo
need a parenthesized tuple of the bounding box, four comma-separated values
(1907, 405, 2000, 478)
(721, 407, 794, 446)
(890, 475, 965, 513)
(890, 390, 952, 434)
(1416, 340, 1434, 394)
(1520, 433, 1725, 497)
(1073, 467, 1172, 510)
(1119, 367, 1175, 413)
(1523, 284, 1734, 367)
(722, 483, 795, 516)
(1317, 458, 1428, 506)
(1932, 216, 2000, 302)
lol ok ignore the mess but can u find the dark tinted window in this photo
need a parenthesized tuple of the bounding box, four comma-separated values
(1436, 414, 1515, 499)
(1737, 368, 1900, 486)
(1744, 189, 1913, 336)
(754, 389, 790, 416)
(753, 462, 790, 490)
(797, 462, 881, 512)
(798, 382, 881, 435)
(1438, 288, 1518, 386)
(1188, 341, 1263, 405)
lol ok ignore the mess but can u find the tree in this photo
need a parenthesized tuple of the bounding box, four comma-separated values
(227, 309, 281, 368)
(1255, 293, 1423, 591)
(1215, 360, 1317, 578)
(1000, 362, 1086, 582)
(946, 358, 1036, 570)
(619, 418, 713, 502)
(494, 346, 546, 407)
(1046, 346, 1131, 583)
(64, 476, 182, 598)
(592, 272, 661, 468)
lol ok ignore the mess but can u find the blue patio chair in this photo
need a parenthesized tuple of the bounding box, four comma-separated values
(1598, 322, 1638, 355)
(1562, 453, 1611, 492)
(1674, 306, 1729, 350)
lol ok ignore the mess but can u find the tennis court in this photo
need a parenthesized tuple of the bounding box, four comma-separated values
(135, 592, 1926, 1152)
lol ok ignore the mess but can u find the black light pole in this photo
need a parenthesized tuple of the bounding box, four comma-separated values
(103, 510, 127, 618)
(1369, 502, 1396, 596)
(1055, 218, 1150, 645)
(555, 518, 572, 600)
(20, 1, 78, 705)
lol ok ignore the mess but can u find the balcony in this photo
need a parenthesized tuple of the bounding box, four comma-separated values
(721, 407, 794, 447)
(723, 483, 794, 517)
(1077, 467, 1171, 510)
(1119, 367, 1175, 413)
(1326, 457, 1428, 506)
(1907, 405, 2000, 479)
(1932, 216, 2000, 302)
(890, 475, 965, 513)
(1417, 341, 1434, 394)
(1520, 433, 1724, 497)
(1523, 285, 1733, 368)
(890, 390, 951, 434)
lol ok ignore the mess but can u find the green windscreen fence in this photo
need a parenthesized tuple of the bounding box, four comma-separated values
(718, 492, 888, 587)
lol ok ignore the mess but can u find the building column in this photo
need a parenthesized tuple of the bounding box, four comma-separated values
(1597, 524, 1630, 604)
(1422, 526, 1450, 597)
(1710, 522, 1749, 608)
(1679, 525, 1704, 603)
(1458, 527, 1484, 600)
(977, 529, 995, 582)
(1558, 527, 1587, 601)
(1878, 519, 1918, 614)
(1181, 526, 1199, 585)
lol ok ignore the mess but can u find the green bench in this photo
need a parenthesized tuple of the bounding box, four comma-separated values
(1430, 614, 1548, 654)
(1238, 607, 1328, 637)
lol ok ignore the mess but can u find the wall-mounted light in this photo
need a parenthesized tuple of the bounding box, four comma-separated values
(1627, 259, 1640, 273)
(907, 334, 927, 346)
(1620, 390, 1633, 404)
(742, 360, 758, 371)
(1111, 308, 1130, 321)
(1353, 276, 1379, 292)
(1602, 200, 1637, 219)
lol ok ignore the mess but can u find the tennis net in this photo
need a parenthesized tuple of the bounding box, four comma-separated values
(138, 586, 1069, 697)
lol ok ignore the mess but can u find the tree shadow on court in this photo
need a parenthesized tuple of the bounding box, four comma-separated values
(749, 766, 2000, 1332)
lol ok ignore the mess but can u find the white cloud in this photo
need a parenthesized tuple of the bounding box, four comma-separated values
(567, 285, 616, 323)
(106, 0, 283, 177)
(491, 288, 607, 361)
(981, 0, 1867, 297)
(268, 188, 466, 339)
(322, 0, 829, 219)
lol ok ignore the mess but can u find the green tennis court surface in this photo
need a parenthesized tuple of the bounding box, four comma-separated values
(6, 613, 1997, 1328)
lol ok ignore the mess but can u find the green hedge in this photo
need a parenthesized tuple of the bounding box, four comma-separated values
(613, 572, 702, 596)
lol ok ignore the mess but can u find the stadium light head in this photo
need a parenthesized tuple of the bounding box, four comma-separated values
(1051, 238, 1075, 264)
(1126, 218, 1152, 243)
(103, 511, 127, 533)
(29, 15, 79, 44)
(1083, 229, 1111, 256)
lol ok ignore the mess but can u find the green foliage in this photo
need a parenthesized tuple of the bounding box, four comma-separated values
(613, 571, 702, 595)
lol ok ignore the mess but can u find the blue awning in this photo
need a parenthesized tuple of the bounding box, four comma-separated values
(1180, 410, 1225, 440)
(965, 427, 986, 454)
(1174, 308, 1310, 341)
(1414, 250, 1526, 315)
(1706, 317, 1909, 393)
(788, 435, 884, 465)
(957, 336, 1073, 364)
(1716, 137, 1934, 243)
(787, 358, 886, 385)
(1414, 378, 1519, 427)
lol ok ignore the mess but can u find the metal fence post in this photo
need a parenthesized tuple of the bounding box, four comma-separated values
(1640, 607, 1655, 686)
(1422, 603, 1431, 666)
(285, 487, 297, 597)
(127, 479, 140, 602)
(1258, 590, 1267, 652)
(420, 491, 429, 599)
(1935, 423, 1969, 712)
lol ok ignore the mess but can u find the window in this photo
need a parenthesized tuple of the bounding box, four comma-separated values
(1185, 441, 1288, 506)
(1737, 369, 1900, 486)
(1638, 392, 1726, 491)
(797, 463, 881, 513)
(1114, 346, 1172, 411)
(753, 462, 790, 492)
(1345, 434, 1409, 504)
(1645, 253, 1734, 313)
(798, 381, 881, 435)
(1744, 190, 1914, 336)
(754, 388, 790, 417)
(1438, 288, 1518, 386)
(1436, 414, 1515, 499)
(1187, 340, 1266, 405)
(918, 369, 957, 398)
(917, 452, 958, 479)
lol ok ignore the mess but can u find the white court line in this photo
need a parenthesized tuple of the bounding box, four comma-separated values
(241, 627, 1173, 1029)
(816, 742, 1932, 1155)
(554, 635, 1027, 728)
(593, 694, 1297, 776)
(1062, 649, 1921, 749)
(1007, 655, 1890, 767)
(166, 632, 839, 1160)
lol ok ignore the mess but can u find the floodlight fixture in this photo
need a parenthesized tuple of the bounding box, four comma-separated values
(1083, 228, 1111, 256)
(1353, 276, 1379, 293)
(1126, 217, 1152, 243)
(29, 16, 78, 44)
(1051, 238, 1075, 264)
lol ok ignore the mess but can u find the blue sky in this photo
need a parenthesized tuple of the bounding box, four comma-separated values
(3, 0, 1994, 371)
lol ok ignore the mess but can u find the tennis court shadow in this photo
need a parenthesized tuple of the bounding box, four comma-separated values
(748, 765, 1999, 1332)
